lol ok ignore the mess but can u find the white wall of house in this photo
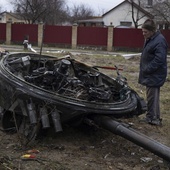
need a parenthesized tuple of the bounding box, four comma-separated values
(103, 1, 149, 27)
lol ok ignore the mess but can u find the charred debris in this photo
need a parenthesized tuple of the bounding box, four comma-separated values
(0, 51, 169, 163)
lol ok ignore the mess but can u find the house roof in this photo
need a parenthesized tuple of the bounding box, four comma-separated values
(76, 17, 103, 23)
(0, 11, 25, 20)
(102, 0, 153, 18)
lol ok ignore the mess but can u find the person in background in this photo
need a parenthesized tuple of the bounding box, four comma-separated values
(139, 19, 168, 126)
(23, 36, 29, 51)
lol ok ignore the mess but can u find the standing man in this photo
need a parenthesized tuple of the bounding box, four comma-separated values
(139, 19, 168, 126)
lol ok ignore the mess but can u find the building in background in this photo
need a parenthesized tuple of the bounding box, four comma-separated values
(0, 11, 27, 24)
(76, 0, 169, 29)
(76, 0, 153, 28)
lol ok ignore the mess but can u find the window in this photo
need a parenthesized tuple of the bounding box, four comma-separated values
(158, 24, 163, 30)
(165, 23, 169, 29)
(157, 0, 165, 3)
(120, 21, 132, 27)
(148, 0, 153, 6)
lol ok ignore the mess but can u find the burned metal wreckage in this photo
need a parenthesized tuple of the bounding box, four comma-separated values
(0, 51, 170, 162)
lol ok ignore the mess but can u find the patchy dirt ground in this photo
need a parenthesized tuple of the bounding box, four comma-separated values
(0, 51, 170, 170)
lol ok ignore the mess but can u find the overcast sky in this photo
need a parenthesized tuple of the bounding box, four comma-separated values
(67, 0, 124, 14)
(0, 0, 12, 11)
(1, 0, 124, 14)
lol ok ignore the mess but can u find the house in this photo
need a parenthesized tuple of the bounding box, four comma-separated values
(133, 0, 168, 29)
(76, 17, 104, 27)
(102, 0, 153, 28)
(76, 0, 153, 28)
(0, 11, 27, 24)
(141, 0, 169, 29)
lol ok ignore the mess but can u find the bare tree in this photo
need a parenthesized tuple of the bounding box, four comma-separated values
(69, 3, 95, 23)
(8, 0, 96, 25)
(129, 0, 152, 28)
(130, 0, 141, 28)
(10, 0, 68, 24)
(45, 0, 69, 25)
(152, 0, 170, 29)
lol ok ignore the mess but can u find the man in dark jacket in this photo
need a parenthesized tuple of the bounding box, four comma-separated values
(139, 19, 168, 126)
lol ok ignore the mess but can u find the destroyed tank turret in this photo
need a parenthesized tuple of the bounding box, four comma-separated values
(0, 52, 170, 162)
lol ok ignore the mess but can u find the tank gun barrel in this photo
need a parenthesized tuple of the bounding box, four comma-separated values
(93, 116, 170, 162)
